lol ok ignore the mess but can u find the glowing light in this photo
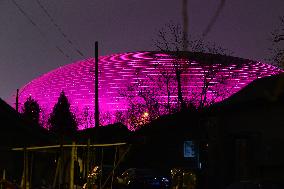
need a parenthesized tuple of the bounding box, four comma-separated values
(14, 51, 283, 130)
(143, 112, 149, 117)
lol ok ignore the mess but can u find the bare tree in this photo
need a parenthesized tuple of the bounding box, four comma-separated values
(118, 68, 160, 130)
(154, 22, 233, 110)
(155, 23, 184, 52)
(157, 67, 176, 114)
(114, 110, 126, 124)
(195, 61, 232, 109)
(113, 23, 235, 129)
(154, 23, 190, 110)
(80, 106, 94, 129)
(190, 45, 234, 109)
(271, 16, 284, 66)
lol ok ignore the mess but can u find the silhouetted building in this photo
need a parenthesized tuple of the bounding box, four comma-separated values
(0, 98, 51, 183)
(127, 74, 284, 189)
(208, 73, 284, 188)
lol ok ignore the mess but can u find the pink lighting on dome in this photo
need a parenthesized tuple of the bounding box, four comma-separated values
(16, 51, 283, 130)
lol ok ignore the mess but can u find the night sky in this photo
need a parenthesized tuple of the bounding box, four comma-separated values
(0, 0, 283, 100)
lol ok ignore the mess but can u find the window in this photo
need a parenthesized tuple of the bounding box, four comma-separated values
(184, 141, 196, 158)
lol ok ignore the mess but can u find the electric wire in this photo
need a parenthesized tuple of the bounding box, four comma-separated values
(11, 0, 44, 37)
(10, 0, 72, 61)
(202, 0, 226, 38)
(36, 0, 85, 57)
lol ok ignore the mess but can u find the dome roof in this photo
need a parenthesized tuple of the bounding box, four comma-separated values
(17, 51, 283, 130)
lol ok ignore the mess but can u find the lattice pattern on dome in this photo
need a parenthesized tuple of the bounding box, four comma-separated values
(16, 51, 283, 130)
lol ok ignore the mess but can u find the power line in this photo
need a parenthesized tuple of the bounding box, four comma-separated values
(10, 0, 72, 61)
(11, 0, 44, 37)
(182, 0, 188, 51)
(202, 0, 226, 38)
(36, 0, 85, 57)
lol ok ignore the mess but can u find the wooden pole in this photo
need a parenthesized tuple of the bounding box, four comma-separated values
(59, 144, 63, 189)
(99, 148, 104, 189)
(53, 157, 60, 189)
(16, 89, 19, 112)
(29, 154, 33, 189)
(23, 147, 27, 189)
(2, 169, 5, 180)
(101, 145, 132, 189)
(110, 147, 118, 189)
(86, 139, 90, 178)
(95, 41, 99, 127)
(69, 142, 75, 189)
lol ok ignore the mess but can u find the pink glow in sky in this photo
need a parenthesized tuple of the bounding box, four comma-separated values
(15, 51, 283, 130)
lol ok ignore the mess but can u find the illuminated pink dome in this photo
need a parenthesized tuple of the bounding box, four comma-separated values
(16, 51, 283, 130)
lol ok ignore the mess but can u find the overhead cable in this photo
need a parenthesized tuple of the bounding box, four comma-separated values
(10, 0, 72, 60)
(202, 0, 226, 38)
(36, 0, 85, 57)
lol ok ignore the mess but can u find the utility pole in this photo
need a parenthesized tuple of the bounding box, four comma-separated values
(95, 41, 99, 127)
(16, 89, 19, 112)
(182, 0, 188, 51)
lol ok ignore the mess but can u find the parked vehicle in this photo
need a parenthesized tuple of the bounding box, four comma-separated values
(115, 168, 170, 189)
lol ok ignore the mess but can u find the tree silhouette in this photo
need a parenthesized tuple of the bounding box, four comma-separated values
(154, 23, 187, 110)
(154, 23, 231, 110)
(118, 68, 160, 130)
(48, 91, 78, 139)
(154, 22, 233, 110)
(22, 96, 41, 126)
(271, 16, 284, 66)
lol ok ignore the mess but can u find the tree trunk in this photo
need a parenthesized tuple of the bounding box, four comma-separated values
(176, 70, 185, 110)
